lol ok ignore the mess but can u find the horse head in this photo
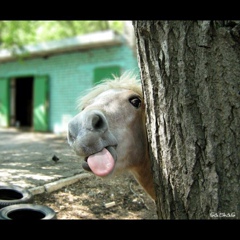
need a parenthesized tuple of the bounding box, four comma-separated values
(67, 71, 155, 200)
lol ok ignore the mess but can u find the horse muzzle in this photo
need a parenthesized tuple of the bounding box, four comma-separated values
(67, 109, 118, 177)
(67, 109, 118, 158)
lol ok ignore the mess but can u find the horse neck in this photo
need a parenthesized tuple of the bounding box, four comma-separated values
(131, 153, 156, 200)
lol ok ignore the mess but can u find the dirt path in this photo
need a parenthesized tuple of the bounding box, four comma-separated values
(0, 127, 84, 188)
(0, 127, 158, 219)
(34, 173, 158, 219)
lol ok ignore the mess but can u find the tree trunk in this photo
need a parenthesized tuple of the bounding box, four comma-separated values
(132, 20, 240, 219)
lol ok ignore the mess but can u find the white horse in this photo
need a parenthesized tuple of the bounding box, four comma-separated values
(67, 71, 155, 200)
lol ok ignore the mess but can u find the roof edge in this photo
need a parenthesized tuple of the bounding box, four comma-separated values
(0, 30, 123, 62)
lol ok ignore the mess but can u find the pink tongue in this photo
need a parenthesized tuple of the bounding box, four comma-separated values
(87, 148, 115, 177)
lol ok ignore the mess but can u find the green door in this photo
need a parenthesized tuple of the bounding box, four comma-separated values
(33, 75, 49, 131)
(0, 78, 10, 127)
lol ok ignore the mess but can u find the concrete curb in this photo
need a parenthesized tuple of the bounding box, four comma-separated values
(29, 173, 92, 196)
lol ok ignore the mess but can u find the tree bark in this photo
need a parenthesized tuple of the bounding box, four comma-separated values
(132, 20, 240, 219)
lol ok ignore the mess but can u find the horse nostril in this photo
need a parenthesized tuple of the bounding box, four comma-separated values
(67, 120, 78, 144)
(92, 114, 103, 130)
(67, 131, 76, 144)
(89, 112, 107, 132)
(67, 110, 108, 146)
(67, 130, 76, 144)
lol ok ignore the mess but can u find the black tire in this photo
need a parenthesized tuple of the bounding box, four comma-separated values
(0, 183, 34, 209)
(0, 204, 57, 220)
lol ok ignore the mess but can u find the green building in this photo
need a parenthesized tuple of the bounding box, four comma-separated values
(0, 30, 139, 133)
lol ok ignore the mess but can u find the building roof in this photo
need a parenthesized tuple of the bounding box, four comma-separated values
(0, 30, 123, 63)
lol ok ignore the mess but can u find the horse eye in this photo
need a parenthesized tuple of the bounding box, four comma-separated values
(129, 97, 141, 108)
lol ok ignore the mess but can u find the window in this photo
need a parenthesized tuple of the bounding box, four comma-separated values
(93, 66, 121, 85)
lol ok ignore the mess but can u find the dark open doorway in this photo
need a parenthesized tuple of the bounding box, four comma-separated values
(15, 77, 33, 128)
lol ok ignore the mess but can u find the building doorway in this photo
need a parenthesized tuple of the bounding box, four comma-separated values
(13, 76, 34, 128)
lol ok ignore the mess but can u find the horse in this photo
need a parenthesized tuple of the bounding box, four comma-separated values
(67, 71, 156, 200)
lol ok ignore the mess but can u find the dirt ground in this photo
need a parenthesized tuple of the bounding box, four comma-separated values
(33, 172, 158, 219)
(0, 127, 157, 220)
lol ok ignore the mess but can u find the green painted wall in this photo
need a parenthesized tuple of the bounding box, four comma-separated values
(0, 44, 139, 133)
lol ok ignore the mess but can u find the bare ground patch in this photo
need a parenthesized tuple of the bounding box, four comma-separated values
(34, 173, 158, 219)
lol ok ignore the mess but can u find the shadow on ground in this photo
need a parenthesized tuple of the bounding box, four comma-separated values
(0, 127, 84, 188)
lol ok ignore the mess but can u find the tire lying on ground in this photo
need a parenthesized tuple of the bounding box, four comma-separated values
(0, 182, 34, 209)
(0, 204, 57, 220)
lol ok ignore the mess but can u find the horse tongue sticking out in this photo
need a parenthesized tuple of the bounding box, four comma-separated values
(87, 148, 115, 177)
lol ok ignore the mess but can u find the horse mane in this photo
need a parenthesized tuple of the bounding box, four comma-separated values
(77, 70, 142, 110)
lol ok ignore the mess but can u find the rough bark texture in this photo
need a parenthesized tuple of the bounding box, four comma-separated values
(132, 20, 240, 219)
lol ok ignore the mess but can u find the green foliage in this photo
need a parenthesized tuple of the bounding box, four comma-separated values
(0, 21, 125, 51)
